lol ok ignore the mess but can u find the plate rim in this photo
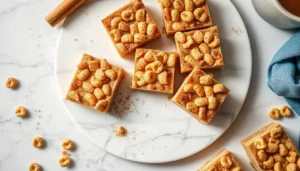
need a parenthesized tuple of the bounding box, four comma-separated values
(54, 0, 253, 163)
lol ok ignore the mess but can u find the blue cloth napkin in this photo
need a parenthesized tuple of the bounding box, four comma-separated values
(268, 30, 300, 115)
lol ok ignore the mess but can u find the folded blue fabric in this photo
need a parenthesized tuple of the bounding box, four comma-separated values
(268, 30, 300, 115)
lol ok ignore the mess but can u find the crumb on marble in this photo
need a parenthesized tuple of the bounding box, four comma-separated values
(62, 150, 70, 156)
(74, 38, 78, 41)
(145, 114, 149, 118)
(116, 126, 127, 136)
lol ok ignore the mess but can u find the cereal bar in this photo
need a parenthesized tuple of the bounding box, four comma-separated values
(198, 149, 242, 171)
(102, 0, 161, 57)
(66, 54, 125, 113)
(174, 26, 224, 73)
(241, 122, 300, 171)
(157, 0, 212, 35)
(132, 48, 177, 94)
(171, 67, 229, 124)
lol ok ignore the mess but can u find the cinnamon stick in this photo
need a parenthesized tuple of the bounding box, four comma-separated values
(45, 0, 87, 27)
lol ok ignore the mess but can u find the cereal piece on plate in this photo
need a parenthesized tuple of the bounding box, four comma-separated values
(131, 48, 177, 94)
(62, 139, 74, 150)
(197, 149, 242, 171)
(116, 126, 127, 136)
(59, 156, 71, 167)
(174, 26, 224, 73)
(28, 162, 41, 171)
(171, 67, 229, 124)
(66, 54, 125, 113)
(15, 106, 28, 117)
(5, 77, 18, 89)
(102, 0, 161, 57)
(157, 0, 212, 35)
(241, 122, 300, 171)
(32, 136, 45, 148)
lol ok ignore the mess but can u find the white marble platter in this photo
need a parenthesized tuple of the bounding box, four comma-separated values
(55, 0, 252, 163)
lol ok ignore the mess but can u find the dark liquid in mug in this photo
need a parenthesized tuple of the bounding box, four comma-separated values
(278, 0, 300, 17)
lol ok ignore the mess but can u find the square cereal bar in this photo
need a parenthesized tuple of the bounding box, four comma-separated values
(102, 0, 161, 57)
(66, 54, 125, 113)
(171, 67, 229, 124)
(157, 0, 212, 35)
(198, 149, 242, 171)
(131, 48, 177, 94)
(174, 26, 224, 73)
(241, 123, 300, 171)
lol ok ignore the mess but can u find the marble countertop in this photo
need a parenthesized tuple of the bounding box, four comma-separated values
(0, 0, 298, 170)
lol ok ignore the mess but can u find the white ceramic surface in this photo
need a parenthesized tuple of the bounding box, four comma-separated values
(252, 0, 300, 29)
(55, 0, 251, 163)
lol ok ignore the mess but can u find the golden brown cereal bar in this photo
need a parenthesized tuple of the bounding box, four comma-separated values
(241, 122, 300, 171)
(102, 0, 161, 57)
(174, 26, 224, 73)
(157, 0, 212, 35)
(171, 67, 229, 124)
(66, 54, 125, 113)
(131, 48, 177, 94)
(198, 149, 243, 171)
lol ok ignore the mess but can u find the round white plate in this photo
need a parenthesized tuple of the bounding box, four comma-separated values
(55, 0, 252, 163)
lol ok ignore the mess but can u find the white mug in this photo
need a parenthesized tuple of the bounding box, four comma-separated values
(252, 0, 300, 29)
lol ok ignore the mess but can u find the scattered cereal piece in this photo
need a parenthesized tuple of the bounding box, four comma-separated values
(116, 126, 127, 136)
(269, 108, 281, 119)
(74, 38, 78, 41)
(32, 136, 45, 148)
(62, 139, 74, 150)
(15, 106, 27, 117)
(5, 77, 18, 89)
(59, 156, 71, 167)
(28, 162, 41, 171)
(280, 105, 292, 117)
